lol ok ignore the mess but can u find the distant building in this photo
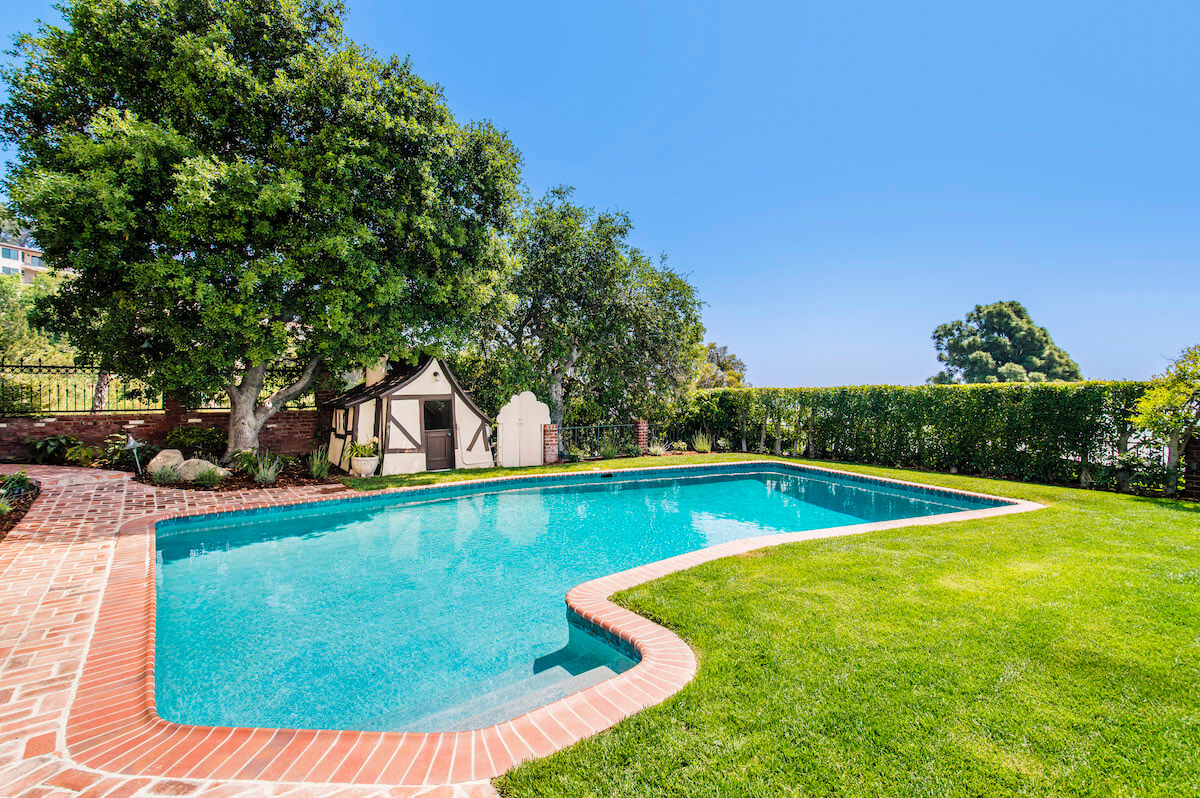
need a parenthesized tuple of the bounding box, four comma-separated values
(0, 242, 49, 284)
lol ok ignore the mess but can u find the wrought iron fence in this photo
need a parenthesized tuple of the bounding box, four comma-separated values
(0, 361, 319, 415)
(558, 423, 639, 458)
(0, 361, 162, 414)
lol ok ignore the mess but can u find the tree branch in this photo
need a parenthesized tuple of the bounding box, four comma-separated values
(255, 356, 321, 419)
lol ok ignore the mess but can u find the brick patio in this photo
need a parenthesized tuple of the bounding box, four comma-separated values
(0, 463, 1042, 797)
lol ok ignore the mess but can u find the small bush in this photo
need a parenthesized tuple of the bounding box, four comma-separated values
(716, 438, 730, 452)
(597, 437, 621, 460)
(26, 434, 80, 465)
(668, 440, 689, 452)
(229, 449, 259, 474)
(194, 467, 225, 488)
(66, 443, 104, 467)
(647, 443, 666, 456)
(2, 470, 32, 491)
(563, 445, 585, 463)
(150, 466, 180, 485)
(308, 445, 331, 478)
(0, 496, 12, 514)
(621, 442, 643, 458)
(692, 432, 712, 453)
(253, 452, 285, 484)
(165, 425, 225, 458)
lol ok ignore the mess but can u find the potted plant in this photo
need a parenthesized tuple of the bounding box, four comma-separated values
(347, 438, 380, 477)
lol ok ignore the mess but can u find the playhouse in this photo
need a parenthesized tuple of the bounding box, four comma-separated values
(327, 356, 494, 475)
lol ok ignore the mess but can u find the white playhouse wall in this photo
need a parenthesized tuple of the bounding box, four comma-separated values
(381, 396, 424, 475)
(453, 392, 493, 469)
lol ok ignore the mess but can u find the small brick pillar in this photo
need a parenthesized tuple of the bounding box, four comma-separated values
(635, 419, 649, 452)
(543, 424, 559, 465)
(162, 395, 186, 428)
(1184, 437, 1200, 500)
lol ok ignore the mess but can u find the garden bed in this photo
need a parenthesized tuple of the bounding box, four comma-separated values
(0, 482, 41, 541)
(132, 461, 344, 492)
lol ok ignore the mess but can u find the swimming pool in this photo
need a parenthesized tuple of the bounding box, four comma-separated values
(154, 462, 1008, 733)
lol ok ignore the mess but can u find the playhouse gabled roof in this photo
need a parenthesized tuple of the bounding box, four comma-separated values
(326, 355, 493, 423)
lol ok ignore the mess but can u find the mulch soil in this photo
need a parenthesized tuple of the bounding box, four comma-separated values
(0, 484, 42, 541)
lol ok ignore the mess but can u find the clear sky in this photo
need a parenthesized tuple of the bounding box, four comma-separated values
(3, 1, 1197, 386)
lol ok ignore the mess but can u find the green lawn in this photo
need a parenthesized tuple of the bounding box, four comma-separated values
(351, 454, 1200, 796)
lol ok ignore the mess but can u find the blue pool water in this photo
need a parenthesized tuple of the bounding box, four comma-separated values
(154, 463, 1002, 732)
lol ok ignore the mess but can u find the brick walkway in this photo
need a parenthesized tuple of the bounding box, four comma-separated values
(0, 463, 1042, 798)
(0, 467, 499, 798)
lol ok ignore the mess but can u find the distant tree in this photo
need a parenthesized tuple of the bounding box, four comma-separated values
(459, 187, 705, 428)
(0, 204, 37, 247)
(1132, 344, 1200, 497)
(929, 301, 1081, 384)
(696, 343, 748, 388)
(0, 273, 73, 364)
(2, 0, 521, 457)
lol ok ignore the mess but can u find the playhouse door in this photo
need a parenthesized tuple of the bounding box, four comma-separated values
(423, 398, 454, 470)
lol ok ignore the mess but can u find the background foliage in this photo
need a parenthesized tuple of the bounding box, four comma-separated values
(661, 381, 1170, 493)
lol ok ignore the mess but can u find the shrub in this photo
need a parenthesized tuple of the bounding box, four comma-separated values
(308, 445, 331, 478)
(647, 443, 666, 456)
(621, 442, 643, 458)
(563, 445, 585, 463)
(716, 437, 729, 452)
(668, 440, 689, 452)
(2, 470, 32, 491)
(0, 496, 11, 514)
(150, 466, 180, 485)
(194, 467, 225, 488)
(164, 425, 226, 458)
(692, 432, 712, 453)
(26, 434, 80, 465)
(65, 443, 104, 467)
(229, 449, 259, 474)
(597, 436, 621, 460)
(253, 452, 286, 484)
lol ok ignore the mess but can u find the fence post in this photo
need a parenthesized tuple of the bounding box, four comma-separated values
(636, 419, 649, 453)
(543, 424, 559, 465)
(1185, 437, 1200, 500)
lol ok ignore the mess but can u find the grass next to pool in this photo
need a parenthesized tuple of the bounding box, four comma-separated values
(349, 454, 1200, 796)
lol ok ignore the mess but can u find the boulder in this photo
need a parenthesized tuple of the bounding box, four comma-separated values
(176, 458, 231, 482)
(147, 449, 184, 473)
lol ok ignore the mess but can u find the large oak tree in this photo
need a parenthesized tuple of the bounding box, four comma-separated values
(1, 0, 521, 457)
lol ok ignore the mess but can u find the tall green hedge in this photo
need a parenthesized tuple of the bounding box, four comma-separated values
(667, 381, 1170, 493)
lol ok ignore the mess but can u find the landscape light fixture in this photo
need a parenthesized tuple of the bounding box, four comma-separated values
(123, 435, 145, 475)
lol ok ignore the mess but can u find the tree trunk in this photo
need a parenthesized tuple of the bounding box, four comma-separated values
(546, 344, 580, 455)
(90, 370, 111, 413)
(1165, 431, 1182, 498)
(221, 358, 321, 461)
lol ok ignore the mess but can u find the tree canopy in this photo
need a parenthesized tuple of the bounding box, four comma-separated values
(929, 300, 1081, 384)
(1, 0, 522, 456)
(696, 342, 748, 388)
(452, 187, 705, 428)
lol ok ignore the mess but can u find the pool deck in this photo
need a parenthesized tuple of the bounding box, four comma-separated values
(0, 463, 1043, 797)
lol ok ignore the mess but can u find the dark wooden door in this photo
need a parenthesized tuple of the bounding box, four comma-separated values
(423, 398, 454, 470)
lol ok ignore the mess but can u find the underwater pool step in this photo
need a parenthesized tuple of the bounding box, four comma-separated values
(401, 656, 625, 732)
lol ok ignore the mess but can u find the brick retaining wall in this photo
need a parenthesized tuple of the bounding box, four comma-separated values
(0, 400, 322, 459)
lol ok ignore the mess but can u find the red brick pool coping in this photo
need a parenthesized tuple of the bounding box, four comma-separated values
(1, 461, 1043, 796)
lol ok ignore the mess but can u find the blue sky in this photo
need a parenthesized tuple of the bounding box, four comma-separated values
(3, 1, 1197, 386)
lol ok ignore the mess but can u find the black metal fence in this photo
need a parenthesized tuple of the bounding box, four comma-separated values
(558, 423, 640, 458)
(0, 361, 316, 415)
(0, 361, 162, 414)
